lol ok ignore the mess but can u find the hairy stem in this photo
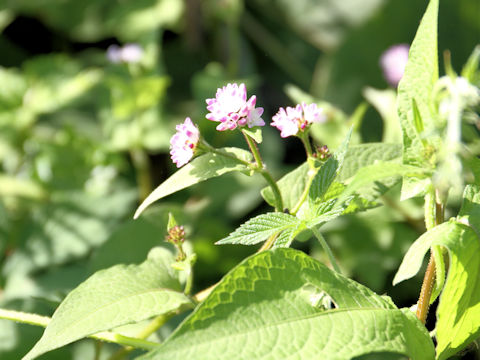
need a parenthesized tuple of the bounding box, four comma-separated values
(416, 188, 445, 324)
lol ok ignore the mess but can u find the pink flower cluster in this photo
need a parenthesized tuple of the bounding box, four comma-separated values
(271, 102, 326, 138)
(169, 83, 327, 167)
(170, 117, 200, 168)
(206, 83, 265, 131)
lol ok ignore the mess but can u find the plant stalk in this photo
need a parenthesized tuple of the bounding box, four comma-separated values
(0, 308, 159, 350)
(242, 130, 283, 211)
(311, 226, 342, 274)
(415, 188, 445, 324)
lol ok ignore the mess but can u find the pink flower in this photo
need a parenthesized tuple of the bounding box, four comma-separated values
(271, 102, 325, 138)
(380, 44, 410, 87)
(170, 117, 200, 167)
(206, 83, 265, 131)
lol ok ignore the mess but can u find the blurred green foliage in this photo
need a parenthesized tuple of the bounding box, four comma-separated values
(0, 0, 478, 358)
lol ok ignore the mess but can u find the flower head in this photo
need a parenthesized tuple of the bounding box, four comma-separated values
(206, 83, 265, 131)
(170, 117, 200, 167)
(380, 44, 410, 87)
(271, 102, 325, 138)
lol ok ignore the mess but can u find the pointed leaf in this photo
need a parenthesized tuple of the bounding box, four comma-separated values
(140, 249, 434, 360)
(134, 148, 252, 218)
(397, 0, 439, 168)
(23, 247, 193, 360)
(215, 212, 300, 246)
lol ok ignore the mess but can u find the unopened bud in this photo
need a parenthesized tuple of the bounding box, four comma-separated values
(317, 145, 330, 160)
(166, 225, 185, 245)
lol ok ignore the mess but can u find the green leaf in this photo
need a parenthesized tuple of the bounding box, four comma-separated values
(458, 184, 480, 235)
(261, 162, 309, 211)
(396, 0, 438, 168)
(392, 220, 480, 359)
(134, 148, 252, 218)
(461, 45, 480, 82)
(337, 162, 428, 206)
(272, 222, 306, 248)
(338, 143, 402, 182)
(23, 247, 193, 360)
(215, 212, 300, 246)
(308, 128, 352, 206)
(140, 248, 434, 360)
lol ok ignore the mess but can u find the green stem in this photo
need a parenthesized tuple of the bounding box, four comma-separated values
(242, 130, 263, 168)
(0, 308, 159, 351)
(290, 165, 318, 215)
(242, 130, 283, 212)
(310, 227, 342, 274)
(299, 132, 314, 158)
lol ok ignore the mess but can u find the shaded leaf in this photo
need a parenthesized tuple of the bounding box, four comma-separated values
(23, 247, 193, 360)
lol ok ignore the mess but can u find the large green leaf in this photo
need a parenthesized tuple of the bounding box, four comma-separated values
(396, 0, 438, 167)
(140, 248, 434, 360)
(134, 147, 252, 218)
(22, 247, 193, 360)
(392, 219, 480, 360)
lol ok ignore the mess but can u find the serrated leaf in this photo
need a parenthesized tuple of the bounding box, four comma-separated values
(396, 0, 439, 168)
(215, 212, 300, 245)
(140, 248, 434, 360)
(392, 220, 480, 360)
(23, 247, 193, 360)
(306, 128, 352, 216)
(272, 223, 306, 248)
(308, 156, 338, 206)
(134, 147, 252, 218)
(261, 162, 309, 211)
